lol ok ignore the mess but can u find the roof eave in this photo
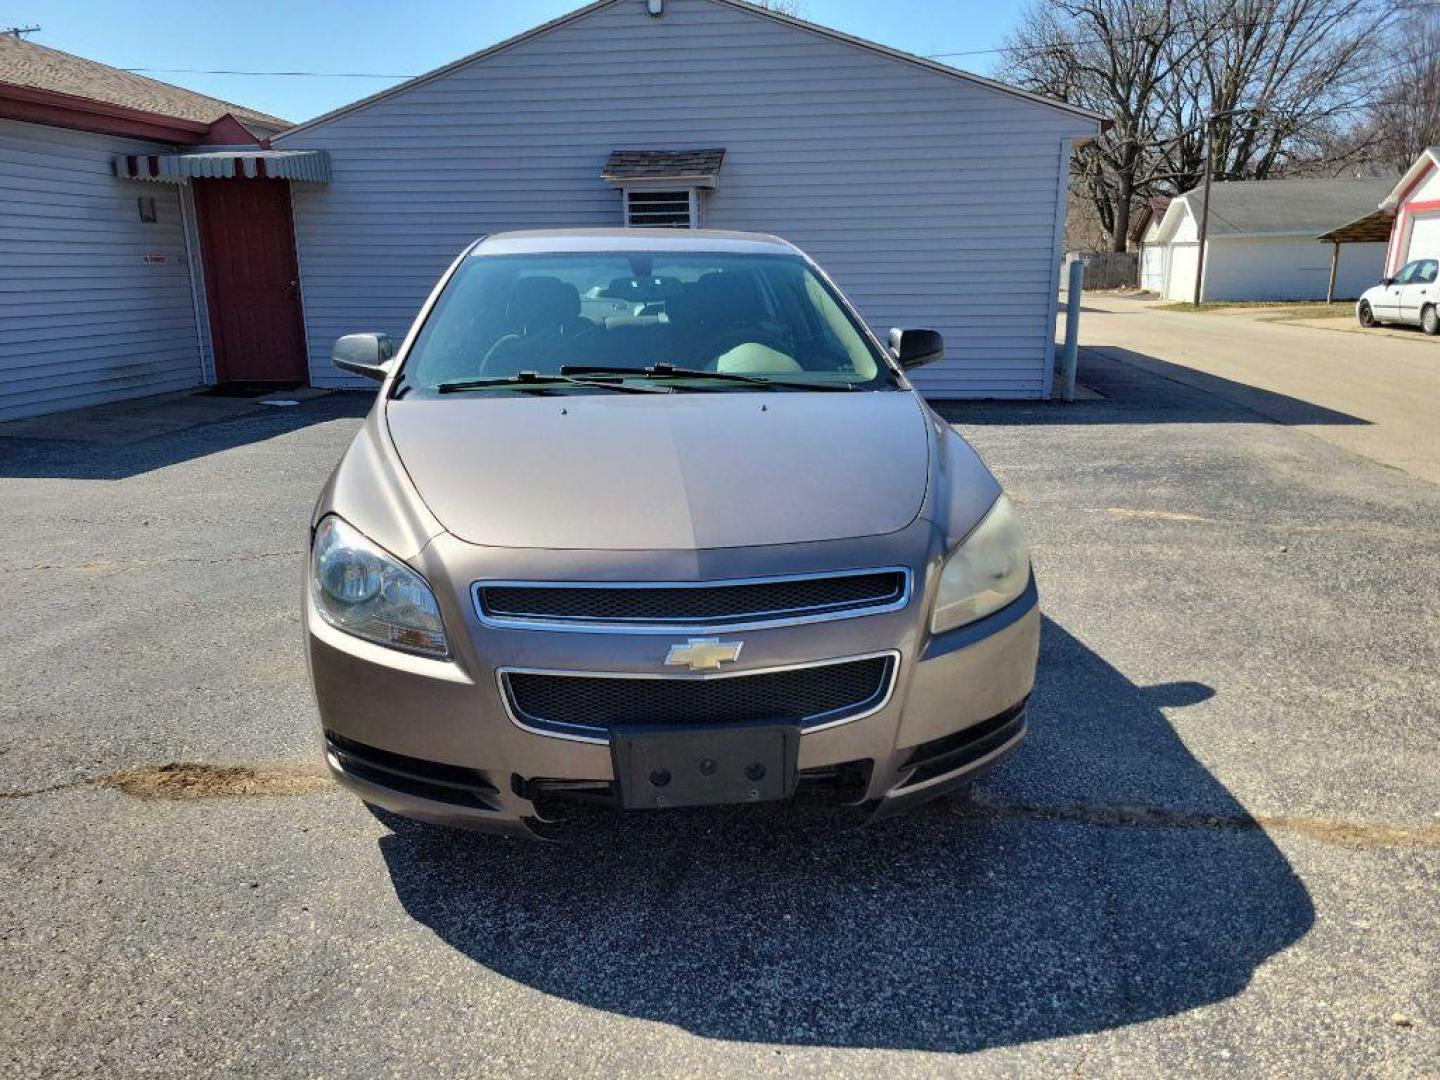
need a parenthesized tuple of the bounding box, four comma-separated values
(0, 80, 211, 143)
(1381, 148, 1440, 210)
(602, 173, 721, 187)
(276, 0, 1106, 143)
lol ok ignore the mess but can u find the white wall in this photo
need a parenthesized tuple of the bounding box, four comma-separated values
(1202, 236, 1385, 301)
(278, 0, 1094, 399)
(0, 118, 206, 421)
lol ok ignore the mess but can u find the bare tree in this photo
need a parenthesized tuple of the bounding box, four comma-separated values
(746, 0, 807, 16)
(1002, 0, 1393, 250)
(1154, 0, 1391, 193)
(1002, 0, 1204, 251)
(1366, 9, 1440, 170)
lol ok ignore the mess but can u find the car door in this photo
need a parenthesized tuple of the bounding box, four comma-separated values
(1374, 261, 1415, 319)
(1399, 259, 1438, 324)
(1370, 264, 1416, 319)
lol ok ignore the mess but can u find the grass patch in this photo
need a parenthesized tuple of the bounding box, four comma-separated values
(1156, 300, 1355, 319)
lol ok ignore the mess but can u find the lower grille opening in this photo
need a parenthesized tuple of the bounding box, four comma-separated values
(900, 700, 1027, 787)
(504, 655, 895, 736)
(326, 732, 499, 809)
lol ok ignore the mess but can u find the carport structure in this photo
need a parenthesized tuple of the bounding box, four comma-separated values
(1317, 208, 1394, 302)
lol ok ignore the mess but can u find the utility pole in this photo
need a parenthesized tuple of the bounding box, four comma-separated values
(3, 25, 41, 37)
(1193, 108, 1252, 306)
(1192, 115, 1219, 306)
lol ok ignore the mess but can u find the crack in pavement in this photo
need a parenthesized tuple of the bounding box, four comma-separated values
(2, 764, 1437, 849)
(6, 550, 301, 574)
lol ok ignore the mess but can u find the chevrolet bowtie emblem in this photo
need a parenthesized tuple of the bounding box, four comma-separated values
(665, 637, 743, 672)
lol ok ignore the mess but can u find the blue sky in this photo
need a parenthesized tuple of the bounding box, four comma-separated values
(18, 0, 1022, 124)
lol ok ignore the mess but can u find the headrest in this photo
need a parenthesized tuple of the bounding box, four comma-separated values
(691, 272, 761, 324)
(508, 276, 580, 328)
(601, 276, 644, 301)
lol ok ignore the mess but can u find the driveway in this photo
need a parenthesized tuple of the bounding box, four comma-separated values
(1076, 294, 1440, 484)
(2, 371, 1437, 1078)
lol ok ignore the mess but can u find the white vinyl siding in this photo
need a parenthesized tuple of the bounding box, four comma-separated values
(278, 0, 1093, 399)
(0, 118, 206, 421)
(1203, 237, 1385, 302)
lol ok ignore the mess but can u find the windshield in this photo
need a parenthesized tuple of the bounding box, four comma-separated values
(397, 251, 898, 394)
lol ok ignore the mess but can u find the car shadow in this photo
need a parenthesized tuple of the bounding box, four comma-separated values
(938, 346, 1370, 428)
(371, 617, 1313, 1053)
(0, 391, 373, 480)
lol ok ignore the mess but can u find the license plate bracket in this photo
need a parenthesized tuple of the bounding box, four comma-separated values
(610, 723, 800, 810)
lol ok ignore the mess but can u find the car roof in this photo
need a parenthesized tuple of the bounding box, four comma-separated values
(473, 228, 802, 257)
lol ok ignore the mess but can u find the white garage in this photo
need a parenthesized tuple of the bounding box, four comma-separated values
(1142, 178, 1391, 302)
(1382, 147, 1440, 274)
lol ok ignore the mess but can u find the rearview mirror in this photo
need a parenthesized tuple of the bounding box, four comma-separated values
(332, 333, 396, 381)
(887, 327, 944, 370)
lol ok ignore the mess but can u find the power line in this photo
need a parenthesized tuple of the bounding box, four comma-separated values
(119, 67, 416, 78)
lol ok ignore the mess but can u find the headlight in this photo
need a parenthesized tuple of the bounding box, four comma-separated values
(931, 494, 1031, 634)
(310, 515, 449, 658)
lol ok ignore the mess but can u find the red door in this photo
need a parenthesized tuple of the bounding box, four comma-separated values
(193, 177, 308, 383)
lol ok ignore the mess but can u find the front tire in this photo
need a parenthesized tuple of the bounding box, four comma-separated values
(1422, 305, 1439, 336)
(1358, 300, 1378, 328)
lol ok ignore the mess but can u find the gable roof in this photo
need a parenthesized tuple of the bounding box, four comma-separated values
(275, 0, 1104, 141)
(1171, 178, 1395, 238)
(1381, 147, 1440, 210)
(1128, 196, 1171, 243)
(0, 34, 287, 133)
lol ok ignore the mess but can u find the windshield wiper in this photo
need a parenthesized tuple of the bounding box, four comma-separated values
(435, 371, 665, 395)
(560, 363, 856, 391)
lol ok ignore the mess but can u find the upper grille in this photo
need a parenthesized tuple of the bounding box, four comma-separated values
(502, 655, 895, 737)
(476, 570, 908, 630)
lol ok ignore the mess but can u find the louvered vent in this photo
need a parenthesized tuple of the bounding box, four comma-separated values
(625, 189, 695, 228)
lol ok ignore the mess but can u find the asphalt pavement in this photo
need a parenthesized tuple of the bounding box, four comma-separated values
(1, 363, 1436, 1078)
(1076, 293, 1440, 485)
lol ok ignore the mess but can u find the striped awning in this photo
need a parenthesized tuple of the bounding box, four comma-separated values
(113, 150, 331, 184)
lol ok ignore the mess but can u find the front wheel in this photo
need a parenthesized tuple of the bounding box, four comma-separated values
(1358, 300, 1377, 328)
(1422, 305, 1439, 336)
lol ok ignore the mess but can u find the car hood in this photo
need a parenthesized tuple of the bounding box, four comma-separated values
(386, 391, 931, 550)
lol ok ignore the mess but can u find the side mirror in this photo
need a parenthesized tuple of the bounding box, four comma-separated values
(1381, 277, 1395, 287)
(888, 327, 944, 371)
(332, 333, 396, 381)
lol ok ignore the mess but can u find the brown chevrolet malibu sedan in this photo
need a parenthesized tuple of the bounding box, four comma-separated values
(304, 229, 1038, 836)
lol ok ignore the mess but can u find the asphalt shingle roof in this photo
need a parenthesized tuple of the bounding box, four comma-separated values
(1181, 178, 1394, 236)
(602, 148, 727, 182)
(0, 35, 288, 131)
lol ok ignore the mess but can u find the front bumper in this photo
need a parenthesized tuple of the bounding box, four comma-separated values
(305, 524, 1040, 836)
